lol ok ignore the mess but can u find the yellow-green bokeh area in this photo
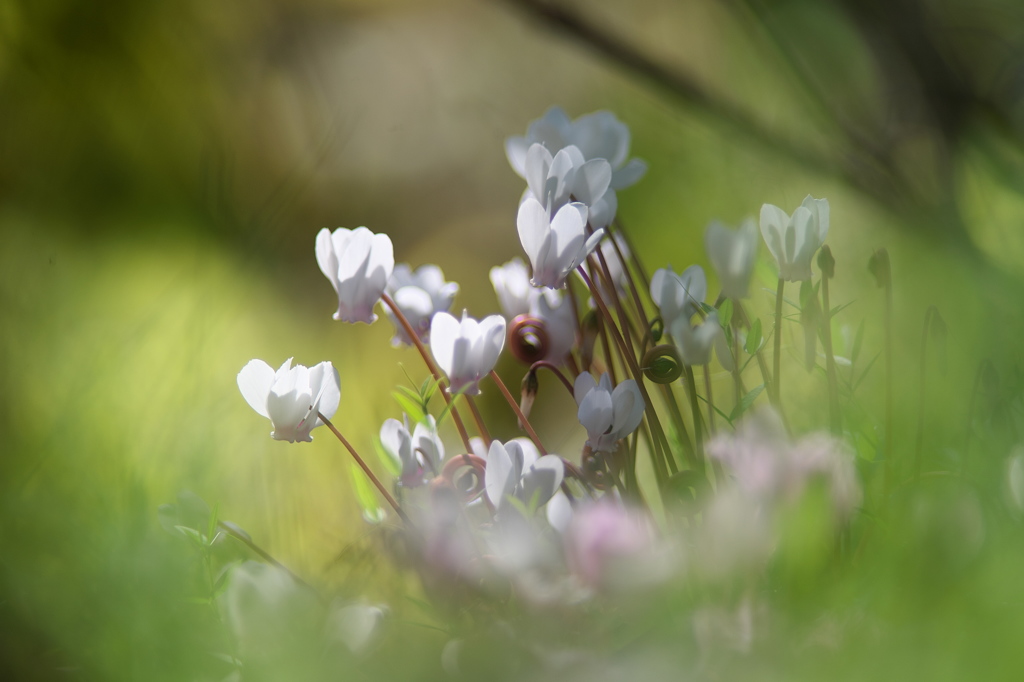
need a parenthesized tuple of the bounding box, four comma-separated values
(0, 213, 413, 680)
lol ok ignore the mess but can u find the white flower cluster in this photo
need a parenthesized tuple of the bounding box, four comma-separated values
(223, 105, 860, 671)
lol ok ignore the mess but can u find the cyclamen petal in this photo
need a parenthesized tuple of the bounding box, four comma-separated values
(384, 263, 459, 346)
(705, 219, 759, 300)
(429, 311, 506, 395)
(237, 358, 340, 443)
(316, 227, 394, 324)
(518, 198, 595, 289)
(650, 265, 707, 328)
(759, 196, 829, 282)
(506, 107, 647, 190)
(574, 372, 644, 452)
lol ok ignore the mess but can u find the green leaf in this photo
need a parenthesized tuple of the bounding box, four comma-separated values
(374, 439, 401, 478)
(392, 390, 426, 423)
(206, 502, 219, 545)
(436, 383, 471, 425)
(174, 525, 205, 549)
(729, 384, 764, 421)
(350, 463, 387, 525)
(717, 299, 734, 327)
(697, 393, 733, 427)
(745, 318, 763, 355)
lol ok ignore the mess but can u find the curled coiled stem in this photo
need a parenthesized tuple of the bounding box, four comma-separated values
(642, 344, 683, 384)
(508, 315, 551, 365)
(436, 453, 488, 504)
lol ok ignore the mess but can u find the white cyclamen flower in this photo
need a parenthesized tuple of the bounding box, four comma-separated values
(759, 195, 829, 282)
(380, 415, 445, 487)
(518, 197, 603, 289)
(490, 257, 534, 319)
(315, 227, 394, 324)
(705, 218, 759, 300)
(574, 372, 645, 453)
(523, 143, 615, 220)
(671, 313, 734, 370)
(485, 439, 564, 513)
(429, 310, 506, 395)
(384, 264, 459, 347)
(237, 358, 341, 443)
(650, 264, 707, 328)
(505, 107, 647, 190)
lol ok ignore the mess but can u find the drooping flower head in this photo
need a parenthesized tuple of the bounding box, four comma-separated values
(379, 415, 445, 487)
(429, 310, 506, 395)
(705, 218, 759, 300)
(521, 143, 617, 228)
(383, 264, 459, 347)
(759, 195, 829, 282)
(315, 227, 394, 324)
(505, 107, 647, 190)
(484, 439, 564, 513)
(650, 264, 707, 328)
(574, 372, 645, 453)
(237, 358, 341, 442)
(518, 198, 603, 289)
(671, 312, 734, 370)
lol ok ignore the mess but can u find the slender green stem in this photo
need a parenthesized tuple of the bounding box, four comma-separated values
(962, 359, 994, 480)
(820, 274, 842, 435)
(529, 361, 576, 397)
(734, 300, 776, 406)
(489, 370, 547, 455)
(217, 521, 319, 596)
(659, 383, 697, 470)
(914, 306, 939, 481)
(682, 366, 705, 463)
(381, 292, 473, 453)
(319, 412, 412, 525)
(579, 267, 676, 481)
(703, 364, 717, 433)
(772, 277, 785, 405)
(883, 270, 894, 507)
(464, 395, 492, 443)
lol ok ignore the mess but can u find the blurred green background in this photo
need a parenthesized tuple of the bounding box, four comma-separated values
(4, 0, 1024, 679)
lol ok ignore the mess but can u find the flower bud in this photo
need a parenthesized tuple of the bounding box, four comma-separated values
(817, 244, 835, 280)
(519, 369, 540, 429)
(868, 248, 890, 289)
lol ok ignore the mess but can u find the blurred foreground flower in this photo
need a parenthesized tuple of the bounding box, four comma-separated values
(705, 218, 758, 300)
(237, 358, 340, 442)
(650, 264, 706, 327)
(708, 409, 860, 518)
(759, 196, 829, 282)
(316, 226, 394, 323)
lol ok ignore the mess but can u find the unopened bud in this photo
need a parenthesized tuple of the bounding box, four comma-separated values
(817, 244, 835, 279)
(868, 248, 890, 289)
(519, 369, 539, 429)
